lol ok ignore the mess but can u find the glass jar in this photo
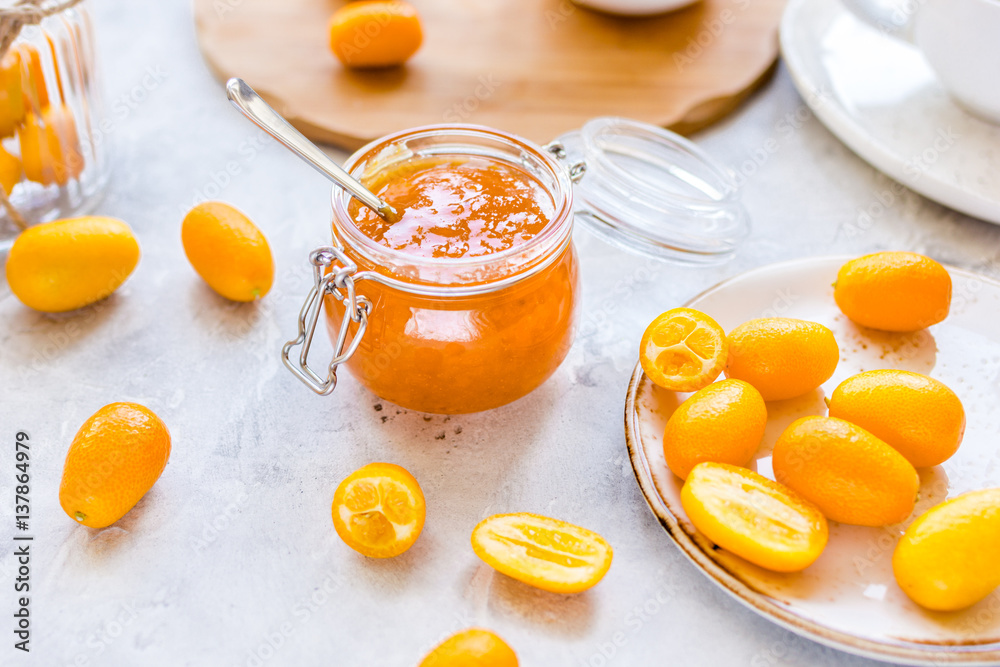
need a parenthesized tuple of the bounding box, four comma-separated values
(282, 119, 750, 414)
(290, 126, 577, 414)
(0, 0, 109, 240)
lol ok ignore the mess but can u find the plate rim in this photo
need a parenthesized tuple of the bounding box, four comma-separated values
(778, 0, 1000, 225)
(624, 255, 1000, 665)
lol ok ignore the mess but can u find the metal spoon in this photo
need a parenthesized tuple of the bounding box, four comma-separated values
(225, 78, 399, 222)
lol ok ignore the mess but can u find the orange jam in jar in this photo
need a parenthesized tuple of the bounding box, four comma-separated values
(350, 157, 552, 259)
(325, 126, 578, 414)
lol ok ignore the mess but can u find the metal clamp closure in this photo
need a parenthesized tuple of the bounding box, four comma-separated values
(281, 246, 371, 395)
(543, 141, 587, 183)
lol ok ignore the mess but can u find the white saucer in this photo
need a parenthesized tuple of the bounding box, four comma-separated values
(780, 0, 1000, 224)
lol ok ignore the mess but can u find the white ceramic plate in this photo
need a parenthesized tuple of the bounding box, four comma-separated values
(779, 0, 1000, 224)
(625, 257, 1000, 665)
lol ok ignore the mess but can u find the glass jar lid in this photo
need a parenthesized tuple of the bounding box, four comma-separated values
(551, 117, 750, 264)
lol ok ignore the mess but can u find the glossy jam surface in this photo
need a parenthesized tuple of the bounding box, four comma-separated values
(348, 156, 553, 259)
(329, 152, 577, 414)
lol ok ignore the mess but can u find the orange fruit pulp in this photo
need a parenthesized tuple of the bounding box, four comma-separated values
(639, 307, 728, 392)
(471, 513, 613, 594)
(351, 157, 552, 259)
(682, 462, 829, 572)
(332, 462, 425, 558)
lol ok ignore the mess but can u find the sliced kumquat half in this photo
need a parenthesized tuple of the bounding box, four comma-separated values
(471, 513, 613, 594)
(681, 462, 829, 573)
(332, 462, 425, 558)
(640, 307, 728, 392)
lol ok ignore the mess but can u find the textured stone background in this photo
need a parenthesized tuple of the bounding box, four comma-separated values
(1, 0, 998, 665)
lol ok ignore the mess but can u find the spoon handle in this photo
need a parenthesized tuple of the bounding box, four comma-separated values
(225, 78, 397, 221)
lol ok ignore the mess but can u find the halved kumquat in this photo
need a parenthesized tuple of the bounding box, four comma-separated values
(681, 463, 828, 572)
(640, 307, 728, 392)
(471, 513, 612, 594)
(332, 462, 425, 558)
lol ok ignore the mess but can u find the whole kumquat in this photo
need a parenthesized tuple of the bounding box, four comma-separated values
(834, 251, 951, 331)
(20, 104, 84, 186)
(419, 628, 518, 667)
(829, 369, 965, 468)
(662, 379, 766, 480)
(0, 143, 22, 194)
(328, 0, 423, 68)
(893, 488, 1000, 611)
(182, 201, 274, 302)
(724, 318, 839, 401)
(0, 47, 25, 137)
(59, 403, 171, 529)
(6, 216, 140, 313)
(772, 416, 919, 527)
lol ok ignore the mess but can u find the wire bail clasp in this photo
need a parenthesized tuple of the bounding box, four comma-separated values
(281, 246, 371, 395)
(543, 141, 587, 183)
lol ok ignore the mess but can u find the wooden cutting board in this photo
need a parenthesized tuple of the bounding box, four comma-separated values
(194, 0, 786, 150)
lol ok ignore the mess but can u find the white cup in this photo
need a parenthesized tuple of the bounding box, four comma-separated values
(843, 0, 1000, 123)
